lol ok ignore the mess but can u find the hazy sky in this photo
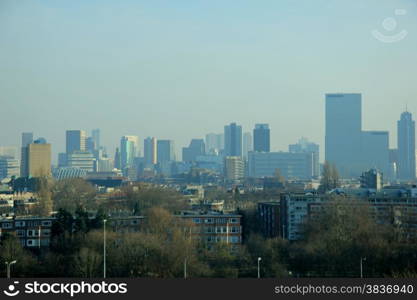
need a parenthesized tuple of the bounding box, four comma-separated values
(1, 0, 416, 162)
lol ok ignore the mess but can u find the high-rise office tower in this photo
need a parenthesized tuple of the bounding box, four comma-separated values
(361, 131, 389, 177)
(92, 129, 100, 150)
(157, 140, 175, 163)
(182, 139, 205, 162)
(144, 137, 157, 165)
(224, 123, 242, 157)
(66, 130, 87, 155)
(243, 132, 253, 159)
(289, 137, 320, 178)
(21, 132, 33, 147)
(397, 111, 416, 180)
(205, 133, 224, 154)
(21, 138, 52, 177)
(253, 124, 270, 152)
(86, 137, 95, 153)
(120, 136, 139, 170)
(325, 93, 362, 178)
(114, 147, 121, 170)
(20, 132, 33, 177)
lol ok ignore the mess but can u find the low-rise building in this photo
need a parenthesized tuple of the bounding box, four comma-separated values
(177, 211, 242, 246)
(257, 201, 282, 238)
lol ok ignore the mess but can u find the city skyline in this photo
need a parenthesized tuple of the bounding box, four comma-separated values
(1, 0, 417, 161)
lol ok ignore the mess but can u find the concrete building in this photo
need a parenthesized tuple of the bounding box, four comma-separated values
(243, 132, 253, 160)
(144, 137, 157, 166)
(20, 132, 33, 177)
(325, 93, 362, 178)
(289, 137, 320, 178)
(67, 151, 96, 172)
(224, 123, 242, 157)
(280, 193, 322, 241)
(257, 201, 282, 238)
(248, 151, 314, 180)
(224, 156, 244, 181)
(178, 211, 242, 246)
(397, 111, 416, 180)
(0, 156, 20, 180)
(21, 140, 52, 177)
(66, 130, 86, 155)
(0, 216, 54, 248)
(361, 131, 389, 177)
(205, 133, 224, 153)
(360, 168, 383, 190)
(182, 139, 205, 162)
(0, 146, 18, 158)
(157, 140, 175, 163)
(91, 129, 101, 150)
(253, 124, 270, 152)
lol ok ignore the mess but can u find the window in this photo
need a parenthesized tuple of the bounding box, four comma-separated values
(229, 218, 238, 224)
(2, 222, 12, 229)
(41, 220, 52, 227)
(16, 230, 25, 237)
(15, 221, 25, 227)
(193, 218, 201, 224)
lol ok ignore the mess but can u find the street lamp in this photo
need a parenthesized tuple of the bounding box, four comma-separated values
(257, 257, 262, 279)
(103, 219, 107, 279)
(360, 257, 366, 278)
(184, 257, 187, 279)
(5, 260, 17, 279)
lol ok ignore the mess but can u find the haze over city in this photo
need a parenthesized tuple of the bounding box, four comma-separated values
(1, 0, 417, 161)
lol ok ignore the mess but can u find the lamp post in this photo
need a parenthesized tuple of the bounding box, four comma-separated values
(103, 219, 107, 279)
(360, 257, 366, 278)
(5, 260, 17, 279)
(257, 257, 262, 279)
(38, 225, 41, 249)
(184, 257, 187, 279)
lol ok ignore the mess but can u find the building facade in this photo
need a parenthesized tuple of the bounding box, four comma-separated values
(224, 123, 242, 157)
(397, 111, 416, 180)
(248, 151, 314, 180)
(66, 130, 87, 155)
(325, 93, 362, 178)
(253, 124, 270, 152)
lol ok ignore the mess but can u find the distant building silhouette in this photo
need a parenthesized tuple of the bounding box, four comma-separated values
(224, 123, 242, 157)
(397, 111, 416, 180)
(325, 93, 362, 178)
(182, 139, 205, 162)
(66, 130, 86, 155)
(144, 137, 157, 166)
(289, 137, 320, 178)
(253, 124, 270, 152)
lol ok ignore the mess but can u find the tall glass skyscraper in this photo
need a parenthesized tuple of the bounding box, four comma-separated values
(144, 137, 157, 166)
(120, 135, 139, 170)
(397, 111, 416, 180)
(224, 122, 242, 157)
(157, 140, 175, 163)
(325, 93, 362, 178)
(66, 130, 87, 155)
(253, 124, 270, 152)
